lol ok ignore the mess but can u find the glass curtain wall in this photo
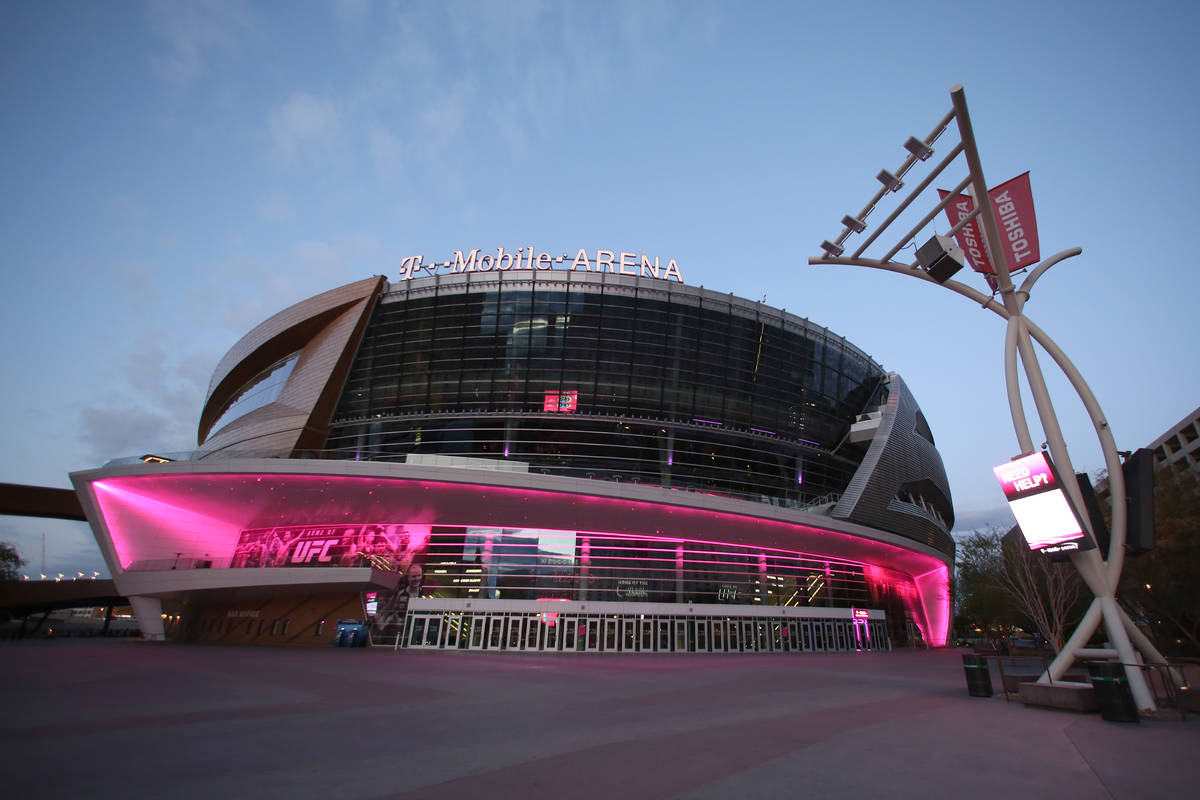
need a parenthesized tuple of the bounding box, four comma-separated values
(325, 275, 884, 507)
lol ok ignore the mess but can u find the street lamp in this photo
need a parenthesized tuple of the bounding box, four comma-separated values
(809, 84, 1166, 711)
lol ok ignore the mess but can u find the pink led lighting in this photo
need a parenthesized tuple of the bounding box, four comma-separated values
(81, 469, 951, 645)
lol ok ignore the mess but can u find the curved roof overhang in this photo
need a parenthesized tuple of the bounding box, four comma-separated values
(71, 459, 950, 645)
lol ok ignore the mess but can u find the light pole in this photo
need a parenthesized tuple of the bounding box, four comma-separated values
(810, 84, 1166, 711)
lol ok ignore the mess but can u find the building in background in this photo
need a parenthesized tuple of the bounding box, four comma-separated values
(1146, 406, 1200, 489)
(71, 264, 955, 653)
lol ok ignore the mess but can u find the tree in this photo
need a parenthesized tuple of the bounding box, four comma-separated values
(1119, 476, 1200, 657)
(0, 541, 24, 583)
(994, 530, 1084, 653)
(955, 528, 1084, 652)
(955, 530, 1022, 645)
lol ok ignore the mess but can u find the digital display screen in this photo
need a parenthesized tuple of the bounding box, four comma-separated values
(543, 390, 578, 413)
(993, 452, 1088, 552)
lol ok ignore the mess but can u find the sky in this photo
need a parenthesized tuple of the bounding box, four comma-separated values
(2, 0, 1198, 579)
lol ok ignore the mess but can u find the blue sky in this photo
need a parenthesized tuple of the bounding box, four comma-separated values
(2, 0, 1197, 578)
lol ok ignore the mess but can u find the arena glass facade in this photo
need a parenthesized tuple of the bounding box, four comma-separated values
(71, 268, 954, 652)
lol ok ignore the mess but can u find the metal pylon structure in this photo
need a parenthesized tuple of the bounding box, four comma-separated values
(808, 84, 1166, 710)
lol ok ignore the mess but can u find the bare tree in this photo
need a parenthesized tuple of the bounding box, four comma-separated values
(999, 531, 1084, 652)
(957, 528, 1083, 653)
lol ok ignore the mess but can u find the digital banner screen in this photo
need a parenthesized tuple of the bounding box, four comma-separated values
(993, 452, 1090, 554)
(543, 390, 579, 413)
(232, 523, 427, 569)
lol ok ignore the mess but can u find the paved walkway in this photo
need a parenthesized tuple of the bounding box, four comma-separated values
(2, 640, 1197, 798)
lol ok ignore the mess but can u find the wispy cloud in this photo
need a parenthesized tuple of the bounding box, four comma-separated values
(368, 123, 404, 172)
(418, 84, 471, 143)
(332, 0, 372, 35)
(75, 327, 215, 463)
(258, 188, 292, 221)
(268, 92, 342, 164)
(146, 0, 248, 88)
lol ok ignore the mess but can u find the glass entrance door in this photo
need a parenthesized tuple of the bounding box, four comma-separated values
(469, 615, 487, 650)
(443, 613, 461, 649)
(487, 615, 504, 650)
(741, 621, 756, 651)
(585, 619, 600, 651)
(657, 618, 672, 651)
(507, 616, 526, 650)
(603, 618, 618, 651)
(784, 621, 798, 652)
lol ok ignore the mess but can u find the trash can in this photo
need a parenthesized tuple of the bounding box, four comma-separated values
(963, 653, 993, 697)
(1088, 662, 1140, 723)
(335, 620, 366, 648)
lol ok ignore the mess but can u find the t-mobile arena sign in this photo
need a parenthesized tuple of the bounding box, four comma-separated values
(398, 247, 683, 282)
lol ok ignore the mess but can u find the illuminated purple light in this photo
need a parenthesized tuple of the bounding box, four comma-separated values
(84, 470, 950, 645)
(692, 418, 722, 426)
(750, 427, 776, 436)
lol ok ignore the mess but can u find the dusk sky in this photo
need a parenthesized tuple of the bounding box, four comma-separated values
(2, 1, 1197, 578)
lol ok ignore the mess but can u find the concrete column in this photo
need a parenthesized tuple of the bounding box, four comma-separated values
(129, 595, 166, 641)
(579, 537, 590, 601)
(675, 544, 684, 603)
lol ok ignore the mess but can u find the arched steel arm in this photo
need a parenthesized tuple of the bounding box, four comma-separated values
(1021, 315, 1128, 584)
(1013, 248, 1084, 311)
(808, 257, 1011, 320)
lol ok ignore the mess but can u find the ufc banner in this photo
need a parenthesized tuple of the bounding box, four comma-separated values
(938, 172, 1040, 277)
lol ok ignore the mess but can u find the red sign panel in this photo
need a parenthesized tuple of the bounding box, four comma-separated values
(938, 189, 993, 275)
(939, 172, 1040, 279)
(989, 173, 1040, 271)
(543, 390, 578, 413)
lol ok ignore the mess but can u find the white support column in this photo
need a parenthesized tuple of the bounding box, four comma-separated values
(128, 595, 166, 641)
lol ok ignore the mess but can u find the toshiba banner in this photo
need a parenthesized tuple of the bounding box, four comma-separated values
(938, 172, 1040, 278)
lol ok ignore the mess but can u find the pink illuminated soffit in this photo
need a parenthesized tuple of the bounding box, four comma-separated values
(85, 470, 951, 645)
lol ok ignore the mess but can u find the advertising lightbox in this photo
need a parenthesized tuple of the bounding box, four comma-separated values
(993, 452, 1092, 556)
(543, 390, 579, 413)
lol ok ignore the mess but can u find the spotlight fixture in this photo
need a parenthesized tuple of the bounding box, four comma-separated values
(819, 240, 844, 257)
(841, 214, 866, 233)
(876, 169, 903, 192)
(904, 136, 933, 160)
(915, 235, 966, 283)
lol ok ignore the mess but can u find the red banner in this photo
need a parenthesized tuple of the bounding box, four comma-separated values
(937, 189, 993, 275)
(939, 172, 1040, 279)
(989, 172, 1040, 271)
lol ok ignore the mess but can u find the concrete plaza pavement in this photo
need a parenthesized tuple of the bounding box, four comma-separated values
(2, 640, 1197, 799)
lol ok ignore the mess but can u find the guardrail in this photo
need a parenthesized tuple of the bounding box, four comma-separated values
(965, 651, 1196, 719)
